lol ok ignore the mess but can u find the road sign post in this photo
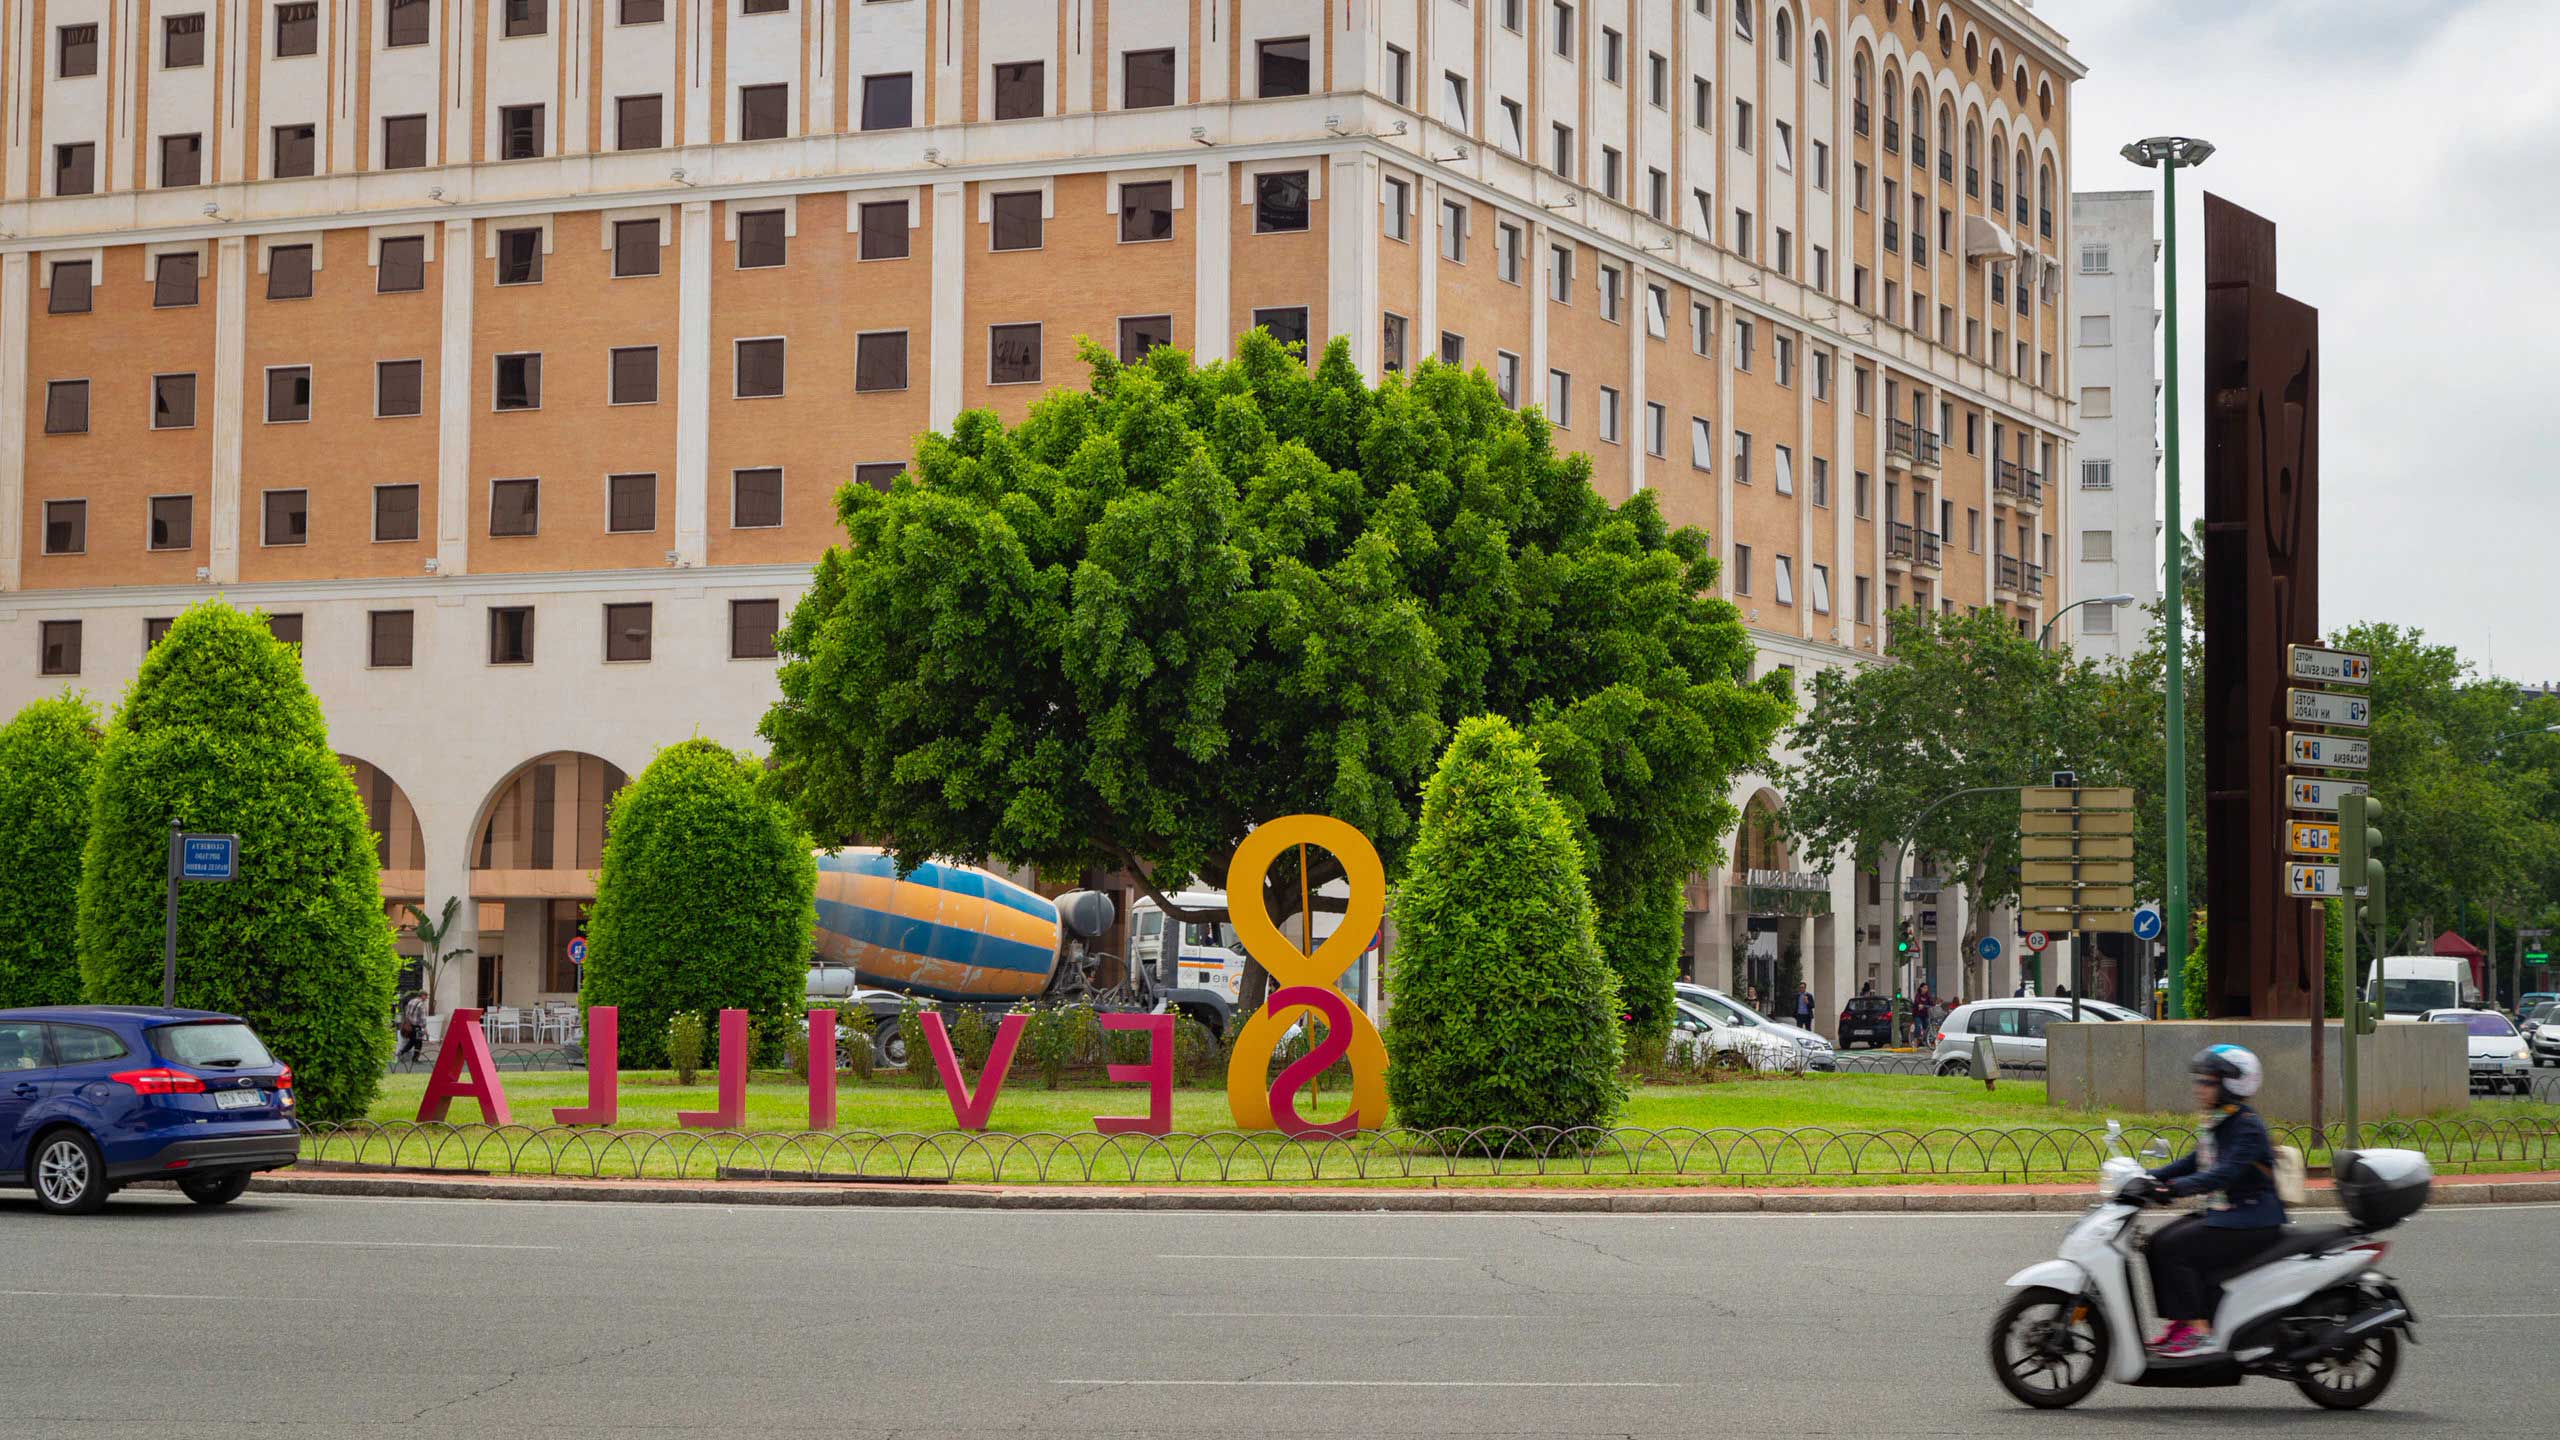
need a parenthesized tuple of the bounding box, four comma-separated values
(161, 826, 239, 1007)
(2017, 789, 2136, 1006)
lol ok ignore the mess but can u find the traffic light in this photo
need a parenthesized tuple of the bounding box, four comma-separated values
(1895, 921, 1913, 956)
(2339, 793, 2383, 890)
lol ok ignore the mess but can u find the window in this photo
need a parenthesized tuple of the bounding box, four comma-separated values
(1495, 352, 1521, 407)
(144, 617, 176, 648)
(265, 366, 312, 423)
(991, 62, 1044, 121)
(1120, 180, 1174, 242)
(1502, 0, 1525, 33)
(1546, 370, 1571, 427)
(43, 499, 86, 554)
(731, 599, 783, 659)
(1646, 284, 1669, 338)
(375, 113, 429, 169)
(1775, 120, 1794, 171)
(1812, 457, 1831, 507)
(2081, 386, 2113, 419)
(496, 229, 544, 284)
(1552, 3, 1575, 57)
(60, 23, 99, 76)
(1124, 48, 1177, 109)
(1735, 0, 1757, 42)
(1693, 77, 1712, 130)
(1551, 122, 1574, 178)
(1648, 167, 1669, 220)
(1599, 264, 1623, 321)
(1692, 302, 1712, 355)
(733, 468, 784, 527)
(738, 209, 788, 268)
(2082, 530, 2114, 562)
(1855, 470, 1872, 517)
(863, 73, 914, 130)
(1967, 508, 1982, 552)
(489, 478, 540, 536)
(1854, 366, 1872, 415)
(1601, 146, 1622, 199)
(614, 219, 662, 276)
(1732, 544, 1752, 595)
(2080, 243, 2110, 274)
(271, 122, 318, 178)
(1645, 402, 1667, 457)
(141, 372, 201, 433)
(1255, 171, 1310, 233)
(1599, 386, 1620, 441)
(1497, 221, 1525, 282)
(989, 323, 1043, 384)
(1691, 417, 1714, 469)
(374, 484, 421, 541)
(489, 607, 535, 665)
(604, 604, 653, 663)
(262, 489, 309, 545)
(48, 261, 93, 314)
(376, 236, 427, 293)
(1854, 162, 1869, 211)
(369, 611, 415, 668)
(1773, 556, 1794, 606)
(505, 0, 548, 38)
(610, 346, 659, 404)
(1733, 208, 1752, 258)
(1258, 37, 1311, 97)
(1812, 140, 1830, 191)
(40, 622, 82, 677)
(855, 462, 906, 493)
(166, 14, 208, 66)
(607, 474, 656, 533)
(1440, 331, 1465, 365)
(1735, 100, 1754, 151)
(1649, 52, 1669, 107)
(1855, 576, 1873, 624)
(1382, 313, 1408, 373)
(500, 104, 545, 160)
(740, 0, 788, 13)
(1443, 70, 1469, 128)
(1382, 175, 1411, 241)
(159, 133, 205, 187)
(2080, 314, 2113, 347)
(1500, 97, 1526, 154)
(1119, 315, 1173, 364)
(1734, 318, 1754, 371)
(617, 94, 663, 150)
(156, 252, 202, 307)
(1812, 348, 1831, 399)
(735, 338, 786, 398)
(1548, 244, 1574, 303)
(1254, 307, 1310, 349)
(1775, 444, 1795, 495)
(1733, 430, 1753, 483)
(274, 4, 319, 56)
(1776, 228, 1793, 276)
(858, 201, 911, 259)
(1440, 199, 1468, 262)
(388, 0, 431, 47)
(2082, 460, 2114, 491)
(1810, 564, 1832, 615)
(990, 191, 1044, 250)
(855, 331, 908, 392)
(55, 143, 97, 196)
(151, 495, 195, 550)
(495, 354, 542, 411)
(1601, 27, 1623, 83)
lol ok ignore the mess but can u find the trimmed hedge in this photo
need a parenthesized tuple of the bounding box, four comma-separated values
(0, 694, 104, 1008)
(1385, 715, 1626, 1132)
(77, 601, 399, 1122)
(580, 738, 816, 1067)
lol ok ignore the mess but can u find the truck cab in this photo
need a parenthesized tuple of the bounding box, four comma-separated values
(1128, 891, 1245, 1005)
(2366, 955, 2471, 1020)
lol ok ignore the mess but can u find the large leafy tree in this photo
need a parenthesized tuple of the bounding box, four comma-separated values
(760, 334, 1789, 1034)
(78, 602, 399, 1122)
(0, 694, 104, 1007)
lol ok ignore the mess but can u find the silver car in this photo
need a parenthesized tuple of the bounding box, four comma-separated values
(1929, 997, 2140, 1076)
(1675, 984, 1837, 1071)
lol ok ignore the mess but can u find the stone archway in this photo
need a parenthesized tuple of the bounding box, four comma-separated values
(339, 755, 428, 904)
(460, 752, 631, 1017)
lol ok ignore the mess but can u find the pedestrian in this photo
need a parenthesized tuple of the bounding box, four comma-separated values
(396, 989, 428, 1064)
(1745, 981, 1761, 1014)
(1794, 985, 1815, 1030)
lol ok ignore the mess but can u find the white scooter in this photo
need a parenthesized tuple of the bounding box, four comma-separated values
(1989, 1123, 2427, 1410)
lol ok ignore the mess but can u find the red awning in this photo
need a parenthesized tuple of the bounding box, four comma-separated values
(2429, 929, 2486, 960)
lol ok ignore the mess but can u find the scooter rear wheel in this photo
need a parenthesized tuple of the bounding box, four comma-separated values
(1990, 1286, 2109, 1409)
(2294, 1320, 2399, 1410)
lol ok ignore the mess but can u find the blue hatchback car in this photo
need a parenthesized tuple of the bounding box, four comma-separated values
(0, 1006, 299, 1215)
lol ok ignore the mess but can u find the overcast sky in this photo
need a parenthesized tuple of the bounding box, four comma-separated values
(2041, 0, 2559, 684)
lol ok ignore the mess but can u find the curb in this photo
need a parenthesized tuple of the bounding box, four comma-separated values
(243, 1170, 2560, 1214)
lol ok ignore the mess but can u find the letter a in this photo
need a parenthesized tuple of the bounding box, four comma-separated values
(417, 1008, 514, 1126)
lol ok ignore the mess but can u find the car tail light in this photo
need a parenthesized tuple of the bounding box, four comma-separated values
(111, 1067, 207, 1095)
(275, 1065, 294, 1091)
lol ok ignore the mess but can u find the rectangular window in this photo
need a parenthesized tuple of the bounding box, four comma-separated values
(151, 495, 195, 550)
(1599, 386, 1620, 441)
(1552, 2, 1574, 56)
(1253, 307, 1310, 348)
(262, 488, 309, 545)
(48, 261, 93, 315)
(610, 346, 659, 404)
(2080, 314, 2113, 347)
(731, 599, 782, 659)
(369, 610, 415, 668)
(1812, 139, 1830, 191)
(1495, 352, 1521, 407)
(2081, 386, 2113, 418)
(1692, 302, 1712, 355)
(40, 621, 82, 677)
(1649, 52, 1669, 107)
(1775, 334, 1796, 386)
(1119, 314, 1173, 364)
(990, 191, 1044, 250)
(1734, 318, 1754, 371)
(1735, 100, 1754, 151)
(499, 105, 545, 161)
(1255, 171, 1310, 233)
(855, 462, 906, 493)
(1548, 244, 1573, 303)
(1968, 508, 1983, 552)
(1599, 264, 1623, 321)
(733, 469, 784, 528)
(1773, 556, 1794, 606)
(1124, 49, 1177, 109)
(1774, 120, 1794, 171)
(1646, 284, 1668, 339)
(374, 484, 421, 541)
(2082, 460, 2114, 491)
(1691, 417, 1713, 470)
(737, 209, 788, 268)
(266, 366, 312, 423)
(60, 23, 99, 76)
(1732, 544, 1752, 595)
(274, 4, 318, 57)
(1120, 180, 1174, 243)
(146, 618, 176, 647)
(1601, 27, 1622, 83)
(1500, 98, 1526, 155)
(495, 354, 542, 411)
(1776, 228, 1793, 276)
(43, 499, 86, 554)
(863, 73, 913, 130)
(1812, 349, 1831, 400)
(1550, 122, 1573, 178)
(489, 607, 535, 665)
(259, 244, 311, 300)
(1440, 199, 1467, 262)
(271, 123, 317, 178)
(1733, 430, 1753, 484)
(613, 219, 662, 277)
(1381, 313, 1408, 373)
(378, 236, 427, 293)
(1645, 402, 1667, 457)
(617, 94, 664, 150)
(1774, 444, 1795, 495)
(607, 474, 657, 533)
(1443, 70, 1469, 128)
(1810, 564, 1832, 615)
(388, 0, 431, 46)
(141, 372, 199, 431)
(55, 143, 97, 196)
(1498, 222, 1524, 283)
(859, 201, 911, 259)
(1693, 77, 1712, 129)
(1440, 331, 1464, 366)
(1648, 167, 1669, 220)
(1258, 37, 1311, 97)
(489, 478, 540, 536)
(1382, 175, 1411, 241)
(160, 133, 204, 187)
(505, 0, 548, 38)
(991, 62, 1044, 121)
(166, 14, 207, 66)
(1812, 457, 1831, 507)
(1546, 370, 1571, 427)
(496, 228, 544, 284)
(156, 252, 202, 307)
(855, 331, 909, 392)
(735, 338, 786, 398)
(377, 113, 429, 169)
(1855, 469, 1872, 517)
(989, 323, 1043, 384)
(604, 603, 653, 663)
(2082, 530, 2115, 562)
(2080, 243, 2111, 274)
(1601, 146, 1622, 199)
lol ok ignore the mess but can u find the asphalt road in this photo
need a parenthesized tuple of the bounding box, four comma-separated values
(2, 1190, 2551, 1437)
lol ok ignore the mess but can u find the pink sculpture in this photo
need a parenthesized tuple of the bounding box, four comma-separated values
(1266, 986, 1359, 1138)
(1096, 1012, 1175, 1136)
(550, 1006, 618, 1125)
(807, 1009, 837, 1130)
(921, 1011, 1026, 1131)
(415, 1008, 513, 1126)
(676, 1009, 750, 1129)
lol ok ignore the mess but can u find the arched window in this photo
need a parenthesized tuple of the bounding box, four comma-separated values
(1912, 90, 1929, 165)
(1939, 16, 1955, 57)
(1990, 131, 2008, 210)
(1964, 117, 1981, 197)
(2038, 158, 2055, 237)
(1938, 101, 1955, 181)
(1813, 32, 1830, 86)
(2015, 149, 2031, 224)
(1776, 8, 1793, 63)
(1883, 69, 1902, 151)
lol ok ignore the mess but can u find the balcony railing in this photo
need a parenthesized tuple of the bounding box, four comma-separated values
(1939, 151, 1954, 184)
(2015, 193, 2030, 226)
(1884, 118, 1901, 153)
(2040, 208, 2055, 239)
(1889, 522, 1944, 569)
(1992, 180, 2007, 210)
(1996, 554, 2025, 594)
(1966, 166, 1980, 198)
(1886, 419, 1942, 467)
(1993, 460, 2046, 508)
(1855, 100, 1871, 136)
(2025, 562, 2046, 599)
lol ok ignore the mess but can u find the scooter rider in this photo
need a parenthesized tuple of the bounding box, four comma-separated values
(2123, 1044, 2286, 1356)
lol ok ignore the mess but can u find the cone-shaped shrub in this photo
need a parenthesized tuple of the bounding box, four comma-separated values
(1386, 715, 1626, 1133)
(580, 738, 816, 1067)
(78, 601, 398, 1121)
(0, 694, 104, 1007)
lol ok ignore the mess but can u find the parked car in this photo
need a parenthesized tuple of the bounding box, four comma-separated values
(1928, 998, 2138, 1077)
(0, 1006, 299, 1215)
(2417, 1008, 2533, 1096)
(2525, 1001, 2560, 1067)
(1668, 999, 1804, 1073)
(1675, 985, 1838, 1070)
(2516, 992, 2559, 1026)
(1837, 994, 1897, 1049)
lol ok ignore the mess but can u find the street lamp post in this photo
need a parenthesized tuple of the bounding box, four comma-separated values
(2121, 135, 2214, 1018)
(2484, 725, 2560, 752)
(2038, 593, 2138, 649)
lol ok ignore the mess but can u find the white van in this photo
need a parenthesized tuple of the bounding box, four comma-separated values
(2366, 955, 2471, 1019)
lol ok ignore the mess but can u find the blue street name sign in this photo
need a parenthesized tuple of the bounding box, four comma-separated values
(180, 834, 238, 881)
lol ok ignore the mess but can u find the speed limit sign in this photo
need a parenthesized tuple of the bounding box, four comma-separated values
(2024, 931, 2050, 954)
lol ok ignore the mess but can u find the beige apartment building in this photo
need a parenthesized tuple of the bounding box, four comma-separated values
(0, 0, 2082, 1028)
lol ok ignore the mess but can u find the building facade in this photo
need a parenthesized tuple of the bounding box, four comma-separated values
(2062, 187, 2155, 662)
(0, 0, 2080, 1030)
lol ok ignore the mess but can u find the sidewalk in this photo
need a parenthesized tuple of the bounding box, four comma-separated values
(244, 1166, 2560, 1213)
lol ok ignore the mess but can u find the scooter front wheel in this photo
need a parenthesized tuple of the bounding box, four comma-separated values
(1989, 1286, 2110, 1409)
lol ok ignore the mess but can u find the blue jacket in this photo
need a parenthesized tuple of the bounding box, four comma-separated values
(2150, 1102, 2286, 1229)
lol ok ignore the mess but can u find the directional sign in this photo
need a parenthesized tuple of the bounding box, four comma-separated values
(2023, 860, 2136, 886)
(2288, 732, 2371, 772)
(2285, 863, 2345, 898)
(2287, 776, 2369, 814)
(2023, 884, 2137, 911)
(2023, 786, 2138, 812)
(2023, 809, 2136, 835)
(2132, 904, 2165, 941)
(2287, 644, 2373, 688)
(2288, 821, 2341, 857)
(2025, 931, 2051, 954)
(2022, 833, 2136, 861)
(1977, 936, 2003, 962)
(179, 834, 238, 881)
(2288, 688, 2372, 729)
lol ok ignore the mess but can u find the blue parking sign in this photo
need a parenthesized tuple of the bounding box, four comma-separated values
(179, 834, 238, 881)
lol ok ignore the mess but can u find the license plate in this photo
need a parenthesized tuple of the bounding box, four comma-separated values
(215, 1088, 264, 1111)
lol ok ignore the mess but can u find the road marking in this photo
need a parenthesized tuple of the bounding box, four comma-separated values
(1054, 1380, 1681, 1389)
(1156, 1254, 1449, 1261)
(2434, 1312, 2560, 1320)
(240, 1238, 561, 1251)
(1172, 1312, 1530, 1321)
(0, 1289, 319, 1303)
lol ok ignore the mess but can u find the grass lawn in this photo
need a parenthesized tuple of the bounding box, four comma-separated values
(315, 1070, 2560, 1189)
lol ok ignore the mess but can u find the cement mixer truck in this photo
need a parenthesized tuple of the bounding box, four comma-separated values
(803, 848, 1236, 1068)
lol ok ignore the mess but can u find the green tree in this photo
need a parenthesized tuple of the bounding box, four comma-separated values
(1384, 716, 1626, 1133)
(0, 695, 104, 1008)
(581, 738, 816, 1067)
(759, 333, 1788, 1038)
(77, 601, 398, 1122)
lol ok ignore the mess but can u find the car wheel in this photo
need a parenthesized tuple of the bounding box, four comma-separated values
(873, 1019, 909, 1070)
(31, 1129, 108, 1216)
(1938, 1058, 1972, 1078)
(178, 1172, 252, 1207)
